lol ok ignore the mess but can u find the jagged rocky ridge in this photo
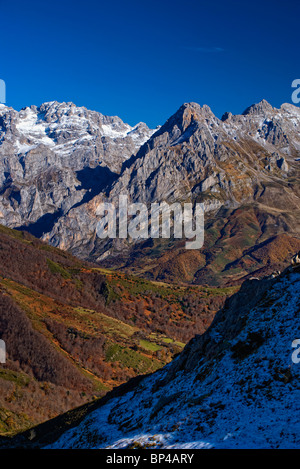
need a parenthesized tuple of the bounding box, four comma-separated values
(6, 256, 300, 448)
(42, 101, 300, 284)
(0, 100, 300, 284)
(0, 101, 156, 231)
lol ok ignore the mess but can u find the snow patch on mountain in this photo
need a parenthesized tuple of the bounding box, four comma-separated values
(10, 102, 155, 158)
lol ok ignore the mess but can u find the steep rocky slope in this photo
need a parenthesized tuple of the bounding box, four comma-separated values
(9, 257, 298, 449)
(0, 101, 156, 231)
(42, 101, 300, 285)
(0, 100, 299, 286)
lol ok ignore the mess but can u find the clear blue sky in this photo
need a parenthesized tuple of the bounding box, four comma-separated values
(1, 0, 299, 128)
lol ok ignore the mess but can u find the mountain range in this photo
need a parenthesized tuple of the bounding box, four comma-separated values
(0, 100, 299, 286)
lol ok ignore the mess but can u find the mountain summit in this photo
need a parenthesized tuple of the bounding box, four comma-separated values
(242, 99, 274, 116)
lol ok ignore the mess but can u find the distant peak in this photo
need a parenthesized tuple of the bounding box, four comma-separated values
(280, 102, 300, 114)
(221, 111, 233, 122)
(181, 101, 201, 109)
(242, 99, 273, 116)
(173, 102, 216, 124)
(179, 102, 214, 115)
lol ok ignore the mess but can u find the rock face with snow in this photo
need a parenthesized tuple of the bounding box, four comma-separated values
(39, 101, 300, 276)
(7, 264, 299, 449)
(0, 100, 300, 283)
(108, 100, 300, 205)
(0, 101, 156, 230)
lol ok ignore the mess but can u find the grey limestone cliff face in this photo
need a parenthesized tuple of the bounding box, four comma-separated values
(0, 100, 299, 264)
(0, 101, 156, 232)
(42, 101, 300, 262)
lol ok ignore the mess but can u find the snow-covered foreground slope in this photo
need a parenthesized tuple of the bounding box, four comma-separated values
(46, 268, 300, 449)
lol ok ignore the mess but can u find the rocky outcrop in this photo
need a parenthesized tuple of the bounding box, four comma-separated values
(292, 251, 300, 266)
